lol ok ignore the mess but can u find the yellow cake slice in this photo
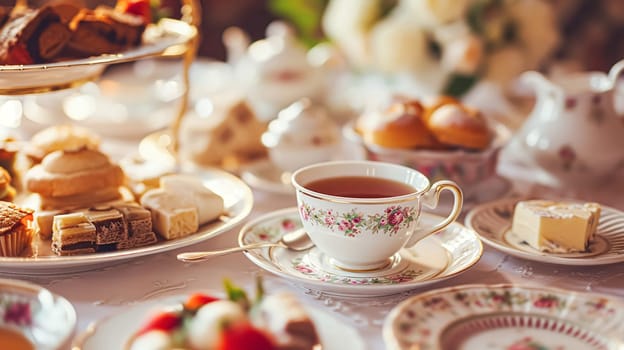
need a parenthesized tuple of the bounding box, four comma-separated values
(511, 200, 601, 252)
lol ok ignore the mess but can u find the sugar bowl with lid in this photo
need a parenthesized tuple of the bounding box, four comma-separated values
(261, 98, 341, 173)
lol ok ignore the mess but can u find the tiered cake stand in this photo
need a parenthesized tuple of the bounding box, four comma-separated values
(0, 0, 201, 151)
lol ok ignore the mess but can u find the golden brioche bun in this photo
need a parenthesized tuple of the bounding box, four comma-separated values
(361, 100, 441, 149)
(422, 95, 461, 122)
(426, 104, 492, 150)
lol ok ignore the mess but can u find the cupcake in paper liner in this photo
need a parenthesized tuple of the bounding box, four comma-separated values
(0, 201, 35, 257)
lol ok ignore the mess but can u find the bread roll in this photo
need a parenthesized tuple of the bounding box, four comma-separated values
(426, 104, 492, 150)
(361, 100, 441, 149)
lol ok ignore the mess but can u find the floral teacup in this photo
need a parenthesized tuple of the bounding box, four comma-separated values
(292, 160, 463, 271)
(0, 278, 76, 350)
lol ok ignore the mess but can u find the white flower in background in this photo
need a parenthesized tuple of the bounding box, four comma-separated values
(433, 21, 484, 75)
(322, 0, 380, 68)
(509, 0, 560, 68)
(322, 0, 562, 94)
(442, 34, 484, 75)
(369, 13, 433, 73)
(400, 0, 471, 28)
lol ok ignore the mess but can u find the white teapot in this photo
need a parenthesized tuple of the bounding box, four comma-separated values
(223, 21, 326, 121)
(508, 60, 624, 187)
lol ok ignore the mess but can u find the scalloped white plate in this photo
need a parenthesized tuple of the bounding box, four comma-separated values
(383, 284, 624, 350)
(465, 198, 624, 265)
(0, 18, 196, 94)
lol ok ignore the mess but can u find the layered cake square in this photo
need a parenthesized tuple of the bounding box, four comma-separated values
(114, 203, 157, 249)
(52, 212, 96, 255)
(84, 206, 128, 251)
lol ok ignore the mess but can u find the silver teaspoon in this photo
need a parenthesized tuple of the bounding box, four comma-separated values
(176, 228, 314, 262)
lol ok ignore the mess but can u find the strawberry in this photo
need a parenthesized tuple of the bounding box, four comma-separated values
(6, 44, 33, 65)
(184, 293, 219, 312)
(116, 0, 152, 24)
(137, 311, 182, 335)
(216, 323, 275, 350)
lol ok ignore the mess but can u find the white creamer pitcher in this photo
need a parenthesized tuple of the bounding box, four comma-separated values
(509, 60, 624, 187)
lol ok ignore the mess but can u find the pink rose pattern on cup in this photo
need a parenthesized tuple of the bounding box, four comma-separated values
(299, 202, 418, 237)
(3, 301, 32, 326)
(0, 294, 35, 338)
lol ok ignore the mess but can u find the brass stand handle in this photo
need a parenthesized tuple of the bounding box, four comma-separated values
(169, 0, 201, 154)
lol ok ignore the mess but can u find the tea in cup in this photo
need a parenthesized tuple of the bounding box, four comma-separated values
(291, 160, 463, 271)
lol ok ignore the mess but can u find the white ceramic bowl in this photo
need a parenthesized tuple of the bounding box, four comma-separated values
(0, 278, 76, 350)
(342, 121, 511, 198)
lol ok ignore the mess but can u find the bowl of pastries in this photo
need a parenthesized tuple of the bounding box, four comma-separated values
(343, 96, 511, 198)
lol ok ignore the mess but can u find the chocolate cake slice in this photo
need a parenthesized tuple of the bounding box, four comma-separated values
(62, 6, 145, 57)
(114, 203, 158, 250)
(0, 6, 71, 64)
(84, 206, 128, 248)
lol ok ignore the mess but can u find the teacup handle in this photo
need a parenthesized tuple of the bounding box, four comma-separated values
(405, 180, 463, 247)
(608, 59, 624, 117)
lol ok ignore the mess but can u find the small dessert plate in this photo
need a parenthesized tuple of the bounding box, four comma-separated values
(383, 284, 624, 350)
(73, 293, 366, 350)
(239, 208, 482, 297)
(240, 159, 294, 195)
(465, 198, 624, 265)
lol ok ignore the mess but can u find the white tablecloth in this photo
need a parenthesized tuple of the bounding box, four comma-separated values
(5, 62, 624, 346)
(8, 144, 624, 349)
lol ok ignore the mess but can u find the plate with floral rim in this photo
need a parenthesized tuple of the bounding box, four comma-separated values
(73, 293, 366, 350)
(382, 283, 624, 350)
(238, 207, 483, 297)
(464, 198, 624, 266)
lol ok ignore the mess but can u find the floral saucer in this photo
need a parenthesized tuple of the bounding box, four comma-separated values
(239, 208, 482, 297)
(465, 198, 624, 265)
(383, 284, 624, 350)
